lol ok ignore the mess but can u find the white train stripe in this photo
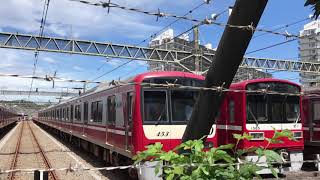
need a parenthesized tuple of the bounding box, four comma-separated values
(40, 121, 133, 136)
(246, 123, 302, 131)
(303, 127, 320, 131)
(85, 125, 106, 131)
(106, 129, 132, 136)
(143, 125, 216, 140)
(217, 125, 242, 131)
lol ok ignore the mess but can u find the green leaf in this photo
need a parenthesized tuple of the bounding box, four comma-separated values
(233, 134, 242, 140)
(265, 150, 282, 162)
(194, 140, 204, 152)
(167, 173, 175, 180)
(233, 133, 253, 141)
(198, 166, 209, 176)
(269, 166, 278, 178)
(160, 151, 178, 161)
(236, 147, 257, 157)
(217, 144, 234, 150)
(173, 166, 184, 175)
(155, 161, 162, 175)
(255, 148, 264, 157)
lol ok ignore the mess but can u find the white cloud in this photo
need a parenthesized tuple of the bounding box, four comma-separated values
(0, 0, 175, 39)
(42, 57, 56, 64)
(72, 65, 83, 71)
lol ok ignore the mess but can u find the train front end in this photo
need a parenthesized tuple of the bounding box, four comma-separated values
(238, 79, 304, 172)
(133, 71, 217, 154)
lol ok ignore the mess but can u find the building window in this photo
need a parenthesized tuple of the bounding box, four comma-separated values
(91, 101, 103, 123)
(107, 96, 116, 124)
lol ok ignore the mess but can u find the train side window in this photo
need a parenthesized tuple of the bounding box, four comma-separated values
(313, 102, 320, 121)
(56, 109, 59, 120)
(128, 93, 133, 125)
(107, 96, 116, 124)
(97, 101, 103, 123)
(91, 102, 96, 122)
(75, 105, 81, 121)
(91, 101, 103, 123)
(62, 108, 66, 121)
(66, 107, 69, 121)
(60, 108, 63, 121)
(70, 105, 74, 122)
(84, 102, 88, 122)
(229, 100, 235, 123)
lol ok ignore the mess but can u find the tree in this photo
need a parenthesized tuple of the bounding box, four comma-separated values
(306, 0, 320, 18)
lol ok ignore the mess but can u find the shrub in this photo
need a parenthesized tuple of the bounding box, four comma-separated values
(134, 129, 294, 180)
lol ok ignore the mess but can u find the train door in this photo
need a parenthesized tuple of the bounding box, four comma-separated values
(125, 92, 134, 150)
(311, 101, 320, 142)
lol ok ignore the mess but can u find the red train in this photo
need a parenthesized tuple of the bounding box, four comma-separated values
(302, 89, 320, 147)
(35, 71, 303, 173)
(0, 105, 19, 129)
(36, 71, 216, 166)
(220, 78, 303, 171)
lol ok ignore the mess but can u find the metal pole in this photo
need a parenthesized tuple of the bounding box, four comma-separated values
(194, 26, 200, 72)
(182, 0, 269, 142)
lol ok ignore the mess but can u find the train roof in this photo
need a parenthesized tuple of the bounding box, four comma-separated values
(132, 71, 204, 82)
(39, 71, 204, 112)
(230, 78, 300, 89)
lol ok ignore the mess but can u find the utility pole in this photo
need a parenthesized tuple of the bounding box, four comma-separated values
(193, 26, 201, 73)
(182, 0, 268, 142)
(83, 82, 87, 93)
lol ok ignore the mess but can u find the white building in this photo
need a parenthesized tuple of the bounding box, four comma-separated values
(299, 20, 320, 87)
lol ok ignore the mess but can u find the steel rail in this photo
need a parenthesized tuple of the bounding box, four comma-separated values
(8, 122, 24, 180)
(27, 121, 58, 180)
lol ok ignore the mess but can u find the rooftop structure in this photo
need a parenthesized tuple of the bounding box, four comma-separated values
(148, 29, 271, 82)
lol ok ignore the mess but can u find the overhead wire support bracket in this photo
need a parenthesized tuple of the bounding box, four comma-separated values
(2, 32, 320, 74)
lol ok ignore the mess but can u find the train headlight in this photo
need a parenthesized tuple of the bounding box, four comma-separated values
(249, 132, 265, 140)
(293, 131, 303, 139)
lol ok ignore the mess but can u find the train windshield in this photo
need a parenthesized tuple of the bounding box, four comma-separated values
(143, 90, 199, 124)
(142, 77, 203, 124)
(246, 82, 300, 123)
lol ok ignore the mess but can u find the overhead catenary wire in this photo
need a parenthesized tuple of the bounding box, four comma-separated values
(134, 1, 210, 46)
(92, 0, 213, 80)
(91, 22, 204, 81)
(28, 0, 51, 98)
(91, 7, 229, 81)
(0, 73, 101, 84)
(72, 0, 320, 81)
(245, 38, 297, 55)
(70, 0, 309, 40)
(252, 17, 311, 39)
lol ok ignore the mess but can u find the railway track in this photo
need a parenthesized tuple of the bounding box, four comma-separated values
(8, 121, 58, 180)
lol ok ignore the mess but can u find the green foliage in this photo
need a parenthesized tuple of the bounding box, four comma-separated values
(305, 0, 320, 19)
(133, 130, 294, 180)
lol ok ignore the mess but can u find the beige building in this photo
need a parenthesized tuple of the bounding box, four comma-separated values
(299, 20, 320, 87)
(148, 29, 271, 82)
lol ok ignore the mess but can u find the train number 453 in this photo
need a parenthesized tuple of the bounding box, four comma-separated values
(157, 131, 169, 137)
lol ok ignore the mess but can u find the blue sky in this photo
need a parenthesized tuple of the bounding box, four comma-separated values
(0, 0, 315, 102)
